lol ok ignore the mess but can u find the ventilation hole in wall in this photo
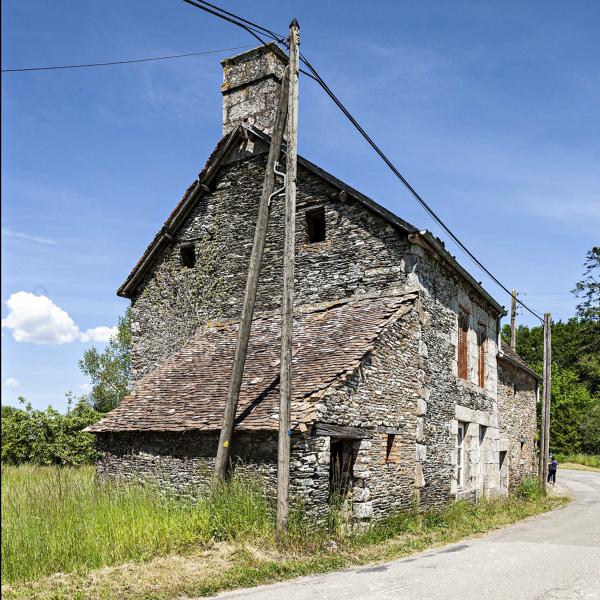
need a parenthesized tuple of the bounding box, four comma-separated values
(306, 206, 326, 243)
(180, 244, 196, 268)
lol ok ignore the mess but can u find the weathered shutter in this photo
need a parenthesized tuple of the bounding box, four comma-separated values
(458, 308, 468, 380)
(477, 323, 487, 388)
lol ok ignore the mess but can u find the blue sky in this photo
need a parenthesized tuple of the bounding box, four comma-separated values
(2, 1, 599, 411)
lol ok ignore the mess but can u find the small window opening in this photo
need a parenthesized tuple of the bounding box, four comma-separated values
(180, 244, 196, 268)
(306, 207, 326, 243)
(385, 434, 396, 464)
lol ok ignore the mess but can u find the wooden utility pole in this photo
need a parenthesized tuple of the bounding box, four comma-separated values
(277, 18, 299, 534)
(510, 289, 517, 350)
(214, 66, 291, 482)
(540, 312, 552, 492)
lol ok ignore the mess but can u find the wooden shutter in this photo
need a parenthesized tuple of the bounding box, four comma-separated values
(477, 323, 487, 388)
(458, 308, 468, 380)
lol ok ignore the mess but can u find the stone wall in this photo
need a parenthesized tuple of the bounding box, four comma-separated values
(96, 305, 423, 520)
(316, 302, 421, 519)
(497, 357, 538, 489)
(130, 151, 412, 382)
(96, 429, 330, 518)
(403, 238, 502, 506)
(122, 131, 512, 516)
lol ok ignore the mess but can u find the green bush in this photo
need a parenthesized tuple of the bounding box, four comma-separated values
(517, 477, 543, 501)
(1, 396, 102, 466)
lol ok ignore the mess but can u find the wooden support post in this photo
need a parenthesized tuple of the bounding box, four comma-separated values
(214, 66, 291, 482)
(540, 312, 552, 492)
(277, 18, 300, 534)
(510, 289, 517, 350)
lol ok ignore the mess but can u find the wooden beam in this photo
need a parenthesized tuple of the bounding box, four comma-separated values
(313, 423, 372, 439)
(213, 66, 291, 482)
(376, 426, 403, 435)
(277, 18, 300, 535)
(540, 312, 552, 492)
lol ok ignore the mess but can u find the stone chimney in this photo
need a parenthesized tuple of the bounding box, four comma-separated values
(221, 43, 288, 136)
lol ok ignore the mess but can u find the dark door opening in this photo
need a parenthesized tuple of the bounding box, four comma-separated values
(329, 439, 356, 502)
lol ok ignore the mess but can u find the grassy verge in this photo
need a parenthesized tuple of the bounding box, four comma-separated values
(2, 465, 568, 600)
(555, 453, 600, 471)
(560, 462, 600, 472)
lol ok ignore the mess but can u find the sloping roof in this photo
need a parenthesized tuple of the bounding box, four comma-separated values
(87, 293, 416, 434)
(499, 340, 540, 380)
(117, 125, 505, 315)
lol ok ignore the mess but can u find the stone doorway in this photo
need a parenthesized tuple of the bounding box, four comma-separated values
(329, 439, 356, 503)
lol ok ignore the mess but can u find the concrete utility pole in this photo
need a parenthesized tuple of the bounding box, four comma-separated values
(277, 18, 299, 534)
(510, 289, 517, 350)
(540, 312, 552, 492)
(214, 66, 291, 482)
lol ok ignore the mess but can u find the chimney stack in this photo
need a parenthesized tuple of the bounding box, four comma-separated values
(221, 43, 288, 136)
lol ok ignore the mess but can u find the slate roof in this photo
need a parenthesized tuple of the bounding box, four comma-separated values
(116, 125, 505, 316)
(499, 340, 540, 380)
(87, 293, 416, 434)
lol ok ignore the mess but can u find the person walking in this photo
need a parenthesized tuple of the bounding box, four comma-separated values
(547, 457, 558, 485)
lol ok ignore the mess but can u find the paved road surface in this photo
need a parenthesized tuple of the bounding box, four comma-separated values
(213, 470, 600, 600)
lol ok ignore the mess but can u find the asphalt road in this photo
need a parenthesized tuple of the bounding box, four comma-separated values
(213, 469, 600, 600)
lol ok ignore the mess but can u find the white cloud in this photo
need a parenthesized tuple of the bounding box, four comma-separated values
(80, 383, 92, 392)
(5, 377, 20, 388)
(1, 292, 117, 345)
(2, 229, 57, 245)
(79, 326, 118, 343)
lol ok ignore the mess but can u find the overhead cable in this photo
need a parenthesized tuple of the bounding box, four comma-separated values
(2, 45, 252, 73)
(179, 0, 546, 322)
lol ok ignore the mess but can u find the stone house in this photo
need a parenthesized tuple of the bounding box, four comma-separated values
(87, 44, 539, 520)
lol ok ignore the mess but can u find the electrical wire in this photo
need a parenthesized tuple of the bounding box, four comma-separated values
(182, 1, 548, 322)
(179, 0, 544, 321)
(2, 45, 253, 73)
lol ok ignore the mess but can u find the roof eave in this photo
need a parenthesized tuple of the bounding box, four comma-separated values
(410, 231, 506, 316)
(498, 348, 541, 381)
(117, 125, 245, 299)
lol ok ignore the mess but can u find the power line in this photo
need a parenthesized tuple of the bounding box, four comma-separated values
(297, 55, 544, 322)
(179, 0, 544, 321)
(181, 1, 545, 321)
(1, 45, 252, 73)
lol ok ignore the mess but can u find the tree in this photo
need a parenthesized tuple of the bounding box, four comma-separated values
(79, 308, 131, 412)
(1, 395, 101, 465)
(572, 246, 600, 322)
(580, 403, 600, 454)
(549, 367, 595, 454)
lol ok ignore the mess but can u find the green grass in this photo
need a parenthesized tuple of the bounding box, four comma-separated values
(2, 468, 568, 600)
(555, 453, 600, 469)
(1, 464, 274, 584)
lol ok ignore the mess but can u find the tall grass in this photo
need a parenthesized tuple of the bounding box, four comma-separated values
(555, 453, 600, 469)
(1, 465, 274, 583)
(1, 465, 564, 595)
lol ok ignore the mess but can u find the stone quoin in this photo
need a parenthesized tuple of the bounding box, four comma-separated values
(87, 43, 539, 520)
